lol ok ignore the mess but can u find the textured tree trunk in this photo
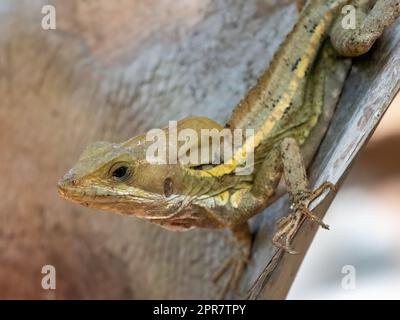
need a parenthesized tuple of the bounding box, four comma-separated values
(0, 0, 398, 299)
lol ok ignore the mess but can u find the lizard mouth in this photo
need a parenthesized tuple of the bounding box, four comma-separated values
(57, 184, 136, 215)
(57, 179, 164, 217)
(58, 184, 108, 204)
(57, 174, 183, 219)
(57, 178, 118, 204)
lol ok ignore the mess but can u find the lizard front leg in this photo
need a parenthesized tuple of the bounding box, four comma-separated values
(213, 222, 252, 298)
(212, 149, 283, 298)
(272, 137, 335, 253)
(212, 137, 333, 296)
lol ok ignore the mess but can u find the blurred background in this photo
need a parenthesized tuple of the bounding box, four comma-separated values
(0, 0, 398, 299)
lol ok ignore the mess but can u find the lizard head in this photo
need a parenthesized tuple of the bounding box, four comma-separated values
(57, 117, 247, 230)
(57, 138, 187, 220)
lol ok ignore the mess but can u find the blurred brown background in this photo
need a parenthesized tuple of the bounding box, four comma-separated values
(0, 0, 398, 299)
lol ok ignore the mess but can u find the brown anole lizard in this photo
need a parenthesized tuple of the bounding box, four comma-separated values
(58, 0, 400, 297)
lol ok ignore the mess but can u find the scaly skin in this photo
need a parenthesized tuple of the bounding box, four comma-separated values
(58, 0, 400, 296)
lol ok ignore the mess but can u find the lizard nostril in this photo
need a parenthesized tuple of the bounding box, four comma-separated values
(58, 171, 79, 189)
(57, 178, 66, 188)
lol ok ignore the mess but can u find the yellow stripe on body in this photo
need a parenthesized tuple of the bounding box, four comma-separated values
(187, 7, 337, 178)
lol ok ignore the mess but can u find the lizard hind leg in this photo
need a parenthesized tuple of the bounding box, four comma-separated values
(212, 222, 252, 299)
(330, 0, 400, 57)
(272, 137, 335, 253)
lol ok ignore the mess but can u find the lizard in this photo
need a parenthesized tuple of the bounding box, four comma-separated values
(58, 0, 400, 297)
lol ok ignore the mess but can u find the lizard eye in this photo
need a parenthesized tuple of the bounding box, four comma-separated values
(109, 163, 131, 181)
(112, 166, 128, 178)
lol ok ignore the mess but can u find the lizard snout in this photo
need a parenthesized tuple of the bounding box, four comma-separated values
(57, 172, 79, 196)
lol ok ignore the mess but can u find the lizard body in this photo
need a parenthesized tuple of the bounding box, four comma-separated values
(58, 0, 400, 296)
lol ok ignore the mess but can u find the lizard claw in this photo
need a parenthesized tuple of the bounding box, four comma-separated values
(299, 181, 335, 229)
(272, 181, 335, 253)
(272, 211, 302, 254)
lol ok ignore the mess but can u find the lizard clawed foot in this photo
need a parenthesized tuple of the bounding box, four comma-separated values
(272, 211, 302, 254)
(212, 245, 250, 299)
(297, 181, 335, 229)
(272, 181, 336, 254)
